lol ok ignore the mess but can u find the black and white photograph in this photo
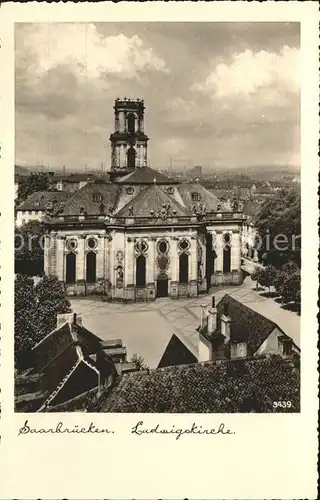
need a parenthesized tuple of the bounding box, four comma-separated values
(13, 21, 303, 414)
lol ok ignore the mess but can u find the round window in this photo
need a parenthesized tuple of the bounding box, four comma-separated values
(158, 239, 168, 254)
(224, 233, 231, 244)
(87, 237, 97, 249)
(179, 239, 189, 251)
(66, 238, 78, 251)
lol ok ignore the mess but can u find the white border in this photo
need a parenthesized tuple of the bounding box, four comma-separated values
(0, 2, 318, 499)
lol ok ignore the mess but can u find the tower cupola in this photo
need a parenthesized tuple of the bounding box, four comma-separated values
(109, 97, 149, 181)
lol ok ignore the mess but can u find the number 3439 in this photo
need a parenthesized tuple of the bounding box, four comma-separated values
(273, 401, 292, 409)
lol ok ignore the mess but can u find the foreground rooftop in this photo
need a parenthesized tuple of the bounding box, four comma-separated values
(98, 354, 300, 413)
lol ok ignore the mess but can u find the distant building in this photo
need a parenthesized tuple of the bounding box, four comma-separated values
(51, 174, 95, 193)
(197, 294, 300, 363)
(15, 191, 70, 227)
(190, 165, 202, 178)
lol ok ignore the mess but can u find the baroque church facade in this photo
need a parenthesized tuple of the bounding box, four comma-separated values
(44, 98, 245, 300)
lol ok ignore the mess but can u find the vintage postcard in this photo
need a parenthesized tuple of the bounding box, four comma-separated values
(0, 1, 318, 499)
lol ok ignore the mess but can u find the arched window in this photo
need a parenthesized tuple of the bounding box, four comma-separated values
(179, 253, 189, 284)
(86, 251, 96, 283)
(127, 113, 135, 134)
(66, 252, 76, 284)
(127, 147, 136, 169)
(136, 254, 146, 287)
(223, 245, 231, 273)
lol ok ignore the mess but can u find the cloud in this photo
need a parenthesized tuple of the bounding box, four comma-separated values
(17, 23, 169, 81)
(15, 23, 299, 171)
(192, 46, 299, 99)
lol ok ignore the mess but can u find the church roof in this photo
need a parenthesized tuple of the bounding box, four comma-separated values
(51, 171, 235, 221)
(178, 183, 228, 212)
(17, 191, 70, 212)
(61, 181, 119, 216)
(115, 166, 177, 185)
(116, 184, 189, 218)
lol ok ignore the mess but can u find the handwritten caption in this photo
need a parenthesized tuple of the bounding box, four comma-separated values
(18, 420, 235, 440)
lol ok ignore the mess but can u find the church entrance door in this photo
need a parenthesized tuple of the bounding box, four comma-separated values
(156, 275, 168, 298)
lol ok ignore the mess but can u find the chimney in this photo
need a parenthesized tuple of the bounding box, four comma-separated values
(207, 296, 217, 336)
(200, 304, 209, 330)
(56, 312, 83, 328)
(221, 301, 231, 343)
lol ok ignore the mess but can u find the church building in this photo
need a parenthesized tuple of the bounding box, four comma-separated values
(44, 98, 245, 300)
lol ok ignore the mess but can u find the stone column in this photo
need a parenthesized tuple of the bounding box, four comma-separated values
(115, 111, 120, 132)
(124, 111, 127, 132)
(189, 236, 198, 297)
(56, 236, 65, 282)
(231, 231, 241, 271)
(215, 232, 223, 272)
(77, 236, 86, 282)
(96, 235, 105, 280)
(126, 238, 134, 285)
(147, 237, 155, 283)
(103, 235, 109, 282)
(136, 144, 141, 168)
(142, 145, 147, 167)
(190, 236, 197, 281)
(109, 236, 115, 285)
(120, 144, 127, 169)
(140, 113, 144, 133)
(169, 237, 177, 280)
(119, 111, 125, 132)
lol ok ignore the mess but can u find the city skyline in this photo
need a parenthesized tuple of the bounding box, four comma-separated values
(15, 22, 300, 171)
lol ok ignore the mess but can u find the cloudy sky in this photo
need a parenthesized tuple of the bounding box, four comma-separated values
(15, 22, 300, 172)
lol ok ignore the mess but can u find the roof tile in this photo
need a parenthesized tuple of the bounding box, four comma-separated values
(101, 355, 300, 413)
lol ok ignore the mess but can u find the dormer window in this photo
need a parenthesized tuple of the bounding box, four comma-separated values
(278, 336, 293, 356)
(167, 187, 174, 195)
(93, 193, 103, 203)
(191, 192, 201, 202)
(126, 187, 134, 195)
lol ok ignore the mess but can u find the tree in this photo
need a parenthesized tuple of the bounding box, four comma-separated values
(14, 275, 37, 367)
(251, 266, 261, 291)
(255, 188, 301, 268)
(130, 353, 148, 371)
(15, 221, 47, 276)
(257, 265, 278, 296)
(34, 275, 72, 340)
(15, 221, 46, 261)
(274, 261, 301, 305)
(17, 173, 50, 202)
(15, 275, 71, 368)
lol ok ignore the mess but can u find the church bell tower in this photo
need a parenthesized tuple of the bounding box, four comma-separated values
(109, 98, 149, 181)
